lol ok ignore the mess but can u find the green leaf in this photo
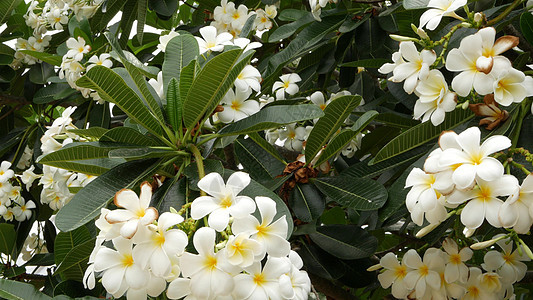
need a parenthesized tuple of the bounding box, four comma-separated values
(183, 49, 251, 129)
(19, 50, 62, 66)
(247, 132, 286, 163)
(76, 66, 164, 137)
(234, 138, 286, 181)
(37, 142, 128, 175)
(305, 95, 362, 163)
(0, 0, 22, 25)
(309, 225, 378, 259)
(33, 84, 72, 104)
(54, 226, 92, 266)
(339, 58, 390, 68)
(137, 0, 148, 43)
(0, 278, 52, 300)
(29, 63, 54, 84)
(297, 242, 345, 280)
(372, 108, 474, 164)
(55, 158, 161, 232)
(403, 0, 430, 9)
(68, 127, 109, 139)
(218, 104, 324, 136)
(108, 147, 183, 159)
(55, 239, 95, 281)
(0, 224, 16, 256)
(162, 34, 199, 93)
(118, 0, 137, 47)
(313, 176, 387, 211)
(278, 9, 308, 21)
(289, 183, 324, 222)
(150, 176, 186, 213)
(315, 110, 378, 166)
(166, 77, 181, 131)
(239, 14, 257, 38)
(268, 13, 315, 42)
(179, 60, 196, 103)
(100, 127, 163, 146)
(520, 12, 533, 45)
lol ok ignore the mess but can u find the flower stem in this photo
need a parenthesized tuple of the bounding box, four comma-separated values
(188, 144, 206, 196)
(486, 0, 525, 26)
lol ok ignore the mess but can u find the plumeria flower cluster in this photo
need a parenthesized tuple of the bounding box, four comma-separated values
(211, 0, 278, 37)
(374, 238, 525, 299)
(380, 18, 533, 126)
(309, 0, 339, 21)
(405, 126, 533, 234)
(84, 171, 311, 299)
(35, 107, 96, 210)
(0, 161, 36, 222)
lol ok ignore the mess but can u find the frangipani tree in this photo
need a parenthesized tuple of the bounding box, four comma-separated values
(0, 0, 532, 299)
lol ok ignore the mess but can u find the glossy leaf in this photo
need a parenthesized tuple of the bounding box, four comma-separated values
(234, 138, 286, 181)
(0, 279, 52, 300)
(313, 176, 387, 211)
(310, 225, 378, 259)
(54, 226, 92, 265)
(100, 127, 163, 146)
(305, 95, 362, 163)
(19, 50, 62, 66)
(289, 183, 324, 222)
(162, 34, 199, 91)
(55, 239, 95, 281)
(0, 224, 16, 256)
(166, 77, 181, 131)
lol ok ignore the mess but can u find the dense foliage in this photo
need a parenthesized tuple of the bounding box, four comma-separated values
(0, 0, 533, 299)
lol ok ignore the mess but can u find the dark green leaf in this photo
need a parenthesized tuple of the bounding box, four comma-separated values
(33, 84, 71, 104)
(54, 226, 91, 265)
(520, 12, 533, 45)
(55, 239, 95, 281)
(0, 224, 16, 256)
(68, 127, 108, 139)
(19, 50, 62, 66)
(313, 176, 387, 210)
(339, 58, 389, 68)
(403, 0, 430, 9)
(100, 127, 163, 146)
(310, 225, 377, 259)
(235, 138, 286, 181)
(297, 242, 345, 280)
(0, 0, 22, 25)
(0, 278, 52, 300)
(162, 34, 199, 92)
(289, 183, 324, 222)
(166, 78, 181, 131)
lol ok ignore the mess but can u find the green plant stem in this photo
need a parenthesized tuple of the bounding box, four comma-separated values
(189, 144, 206, 196)
(10, 123, 37, 166)
(511, 160, 531, 175)
(196, 134, 219, 147)
(432, 23, 464, 66)
(486, 0, 525, 26)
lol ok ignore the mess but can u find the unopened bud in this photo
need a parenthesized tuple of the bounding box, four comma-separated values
(169, 207, 178, 214)
(389, 34, 419, 42)
(417, 28, 429, 40)
(461, 100, 469, 110)
(460, 22, 472, 28)
(519, 239, 533, 260)
(474, 12, 483, 23)
(215, 240, 227, 251)
(366, 264, 382, 272)
(463, 227, 475, 238)
(416, 223, 440, 238)
(470, 235, 507, 250)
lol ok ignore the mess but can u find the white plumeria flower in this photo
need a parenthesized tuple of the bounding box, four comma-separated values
(219, 88, 260, 123)
(0, 194, 11, 215)
(482, 235, 530, 285)
(499, 174, 533, 234)
(445, 27, 517, 97)
(438, 126, 511, 190)
(233, 256, 291, 299)
(419, 0, 466, 30)
(86, 53, 112, 71)
(377, 252, 412, 299)
(279, 123, 307, 152)
(254, 9, 272, 31)
(234, 65, 261, 92)
(463, 267, 499, 300)
(403, 248, 444, 299)
(448, 175, 518, 229)
(378, 51, 405, 81)
(196, 25, 233, 54)
(309, 0, 328, 21)
(492, 66, 528, 106)
(442, 238, 472, 283)
(132, 212, 188, 277)
(66, 36, 91, 61)
(191, 172, 256, 231)
(265, 5, 277, 18)
(12, 199, 35, 222)
(228, 4, 251, 30)
(272, 73, 301, 100)
(392, 42, 436, 94)
(340, 134, 363, 159)
(148, 71, 165, 99)
(232, 196, 290, 257)
(213, 0, 234, 23)
(224, 232, 265, 267)
(3, 207, 15, 221)
(309, 91, 329, 123)
(279, 251, 311, 300)
(180, 227, 236, 299)
(405, 168, 452, 226)
(0, 161, 14, 183)
(232, 38, 262, 52)
(414, 69, 456, 126)
(46, 8, 68, 30)
(51, 106, 76, 133)
(265, 128, 279, 144)
(105, 182, 159, 239)
(157, 30, 180, 52)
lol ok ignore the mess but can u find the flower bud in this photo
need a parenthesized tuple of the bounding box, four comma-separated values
(389, 34, 419, 42)
(416, 223, 440, 238)
(461, 100, 470, 110)
(366, 264, 382, 272)
(416, 28, 429, 40)
(460, 22, 472, 28)
(473, 12, 483, 23)
(463, 227, 475, 238)
(470, 235, 507, 250)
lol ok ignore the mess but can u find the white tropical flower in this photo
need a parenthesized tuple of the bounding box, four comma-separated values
(498, 174, 533, 234)
(219, 88, 260, 123)
(403, 248, 444, 299)
(148, 71, 165, 99)
(377, 252, 412, 299)
(279, 123, 307, 152)
(378, 50, 405, 81)
(442, 238, 472, 283)
(232, 196, 290, 257)
(66, 36, 91, 61)
(254, 9, 272, 31)
(265, 5, 277, 18)
(191, 172, 256, 231)
(0, 161, 14, 183)
(234, 65, 261, 92)
(492, 66, 528, 106)
(86, 53, 112, 71)
(228, 4, 251, 30)
(12, 199, 35, 222)
(414, 69, 456, 126)
(157, 30, 180, 52)
(105, 182, 159, 239)
(196, 26, 233, 54)
(279, 251, 311, 300)
(233, 256, 291, 299)
(46, 8, 68, 30)
(419, 0, 466, 31)
(180, 227, 236, 299)
(391, 42, 436, 94)
(224, 232, 265, 267)
(132, 212, 188, 277)
(232, 38, 262, 52)
(438, 126, 511, 189)
(463, 267, 499, 300)
(272, 74, 301, 100)
(213, 0, 234, 23)
(447, 175, 518, 229)
(482, 236, 530, 284)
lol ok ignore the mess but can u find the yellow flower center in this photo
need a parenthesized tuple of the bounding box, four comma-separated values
(256, 223, 269, 237)
(261, 17, 267, 23)
(78, 47, 85, 53)
(394, 265, 407, 279)
(419, 265, 429, 277)
(468, 286, 480, 297)
(153, 232, 165, 246)
(204, 255, 218, 270)
(476, 187, 492, 202)
(233, 12, 240, 19)
(283, 81, 290, 89)
(503, 253, 513, 264)
(206, 42, 216, 49)
(220, 195, 233, 208)
(231, 101, 241, 111)
(55, 17, 61, 23)
(450, 254, 462, 264)
(253, 273, 266, 286)
(288, 131, 296, 139)
(122, 254, 134, 267)
(319, 104, 326, 110)
(136, 209, 146, 218)
(0, 171, 4, 176)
